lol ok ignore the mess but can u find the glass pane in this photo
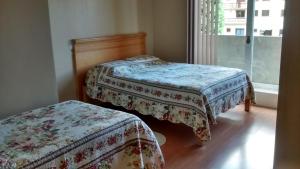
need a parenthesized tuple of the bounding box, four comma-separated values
(252, 0, 285, 92)
(216, 0, 249, 73)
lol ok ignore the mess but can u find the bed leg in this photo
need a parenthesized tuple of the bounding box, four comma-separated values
(196, 137, 205, 146)
(245, 98, 251, 112)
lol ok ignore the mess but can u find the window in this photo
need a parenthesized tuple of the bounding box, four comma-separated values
(237, 0, 245, 8)
(236, 10, 245, 18)
(281, 10, 284, 17)
(255, 10, 258, 16)
(235, 28, 245, 36)
(254, 29, 258, 32)
(226, 28, 231, 32)
(279, 29, 283, 36)
(262, 10, 270, 16)
(260, 30, 272, 36)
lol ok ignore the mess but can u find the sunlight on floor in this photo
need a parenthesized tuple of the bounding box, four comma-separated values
(222, 128, 275, 169)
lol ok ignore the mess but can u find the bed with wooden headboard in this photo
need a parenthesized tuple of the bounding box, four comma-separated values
(72, 32, 146, 101)
(72, 32, 252, 110)
(72, 32, 254, 145)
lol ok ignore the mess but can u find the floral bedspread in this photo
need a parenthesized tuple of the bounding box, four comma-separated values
(0, 101, 164, 169)
(86, 56, 255, 143)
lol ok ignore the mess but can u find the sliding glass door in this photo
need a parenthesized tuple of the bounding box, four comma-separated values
(216, 0, 252, 75)
(216, 0, 285, 94)
(252, 0, 285, 92)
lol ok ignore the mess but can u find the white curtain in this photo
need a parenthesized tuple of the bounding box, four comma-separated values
(190, 0, 219, 65)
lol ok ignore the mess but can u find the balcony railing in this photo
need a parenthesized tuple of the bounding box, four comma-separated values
(223, 2, 247, 10)
(216, 35, 282, 86)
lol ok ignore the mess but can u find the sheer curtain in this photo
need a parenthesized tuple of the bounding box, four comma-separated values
(187, 0, 219, 65)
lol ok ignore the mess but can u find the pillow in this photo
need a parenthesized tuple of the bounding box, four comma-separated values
(125, 55, 160, 62)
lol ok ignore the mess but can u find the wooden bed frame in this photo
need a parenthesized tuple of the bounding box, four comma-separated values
(72, 32, 251, 112)
(72, 32, 146, 101)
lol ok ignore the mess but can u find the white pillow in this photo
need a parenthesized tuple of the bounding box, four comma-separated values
(125, 55, 160, 62)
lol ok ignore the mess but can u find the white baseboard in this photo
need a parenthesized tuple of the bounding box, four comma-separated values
(254, 89, 278, 109)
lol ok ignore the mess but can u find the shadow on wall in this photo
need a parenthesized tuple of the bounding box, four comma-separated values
(48, 0, 154, 101)
(0, 0, 58, 117)
(153, 0, 187, 63)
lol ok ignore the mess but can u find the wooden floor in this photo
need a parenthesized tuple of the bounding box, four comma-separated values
(137, 105, 277, 169)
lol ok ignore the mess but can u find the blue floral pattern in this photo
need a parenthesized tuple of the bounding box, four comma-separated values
(86, 56, 255, 144)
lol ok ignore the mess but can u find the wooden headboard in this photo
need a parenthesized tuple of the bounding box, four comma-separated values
(72, 32, 146, 100)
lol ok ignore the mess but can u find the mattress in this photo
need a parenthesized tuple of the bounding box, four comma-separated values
(86, 56, 255, 143)
(0, 100, 164, 169)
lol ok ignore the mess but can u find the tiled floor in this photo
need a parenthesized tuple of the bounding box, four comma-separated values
(138, 105, 277, 169)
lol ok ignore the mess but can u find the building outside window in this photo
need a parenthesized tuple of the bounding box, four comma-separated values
(221, 0, 283, 37)
(255, 10, 259, 16)
(260, 30, 272, 36)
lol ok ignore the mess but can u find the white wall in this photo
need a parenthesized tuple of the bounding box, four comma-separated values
(137, 0, 155, 54)
(153, 0, 187, 63)
(48, 0, 154, 100)
(0, 0, 58, 118)
(274, 0, 300, 168)
(49, 0, 187, 100)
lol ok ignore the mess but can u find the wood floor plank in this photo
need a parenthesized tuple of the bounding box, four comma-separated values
(138, 105, 277, 169)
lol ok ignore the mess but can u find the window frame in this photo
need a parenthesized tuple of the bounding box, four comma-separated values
(262, 10, 270, 16)
(236, 10, 246, 18)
